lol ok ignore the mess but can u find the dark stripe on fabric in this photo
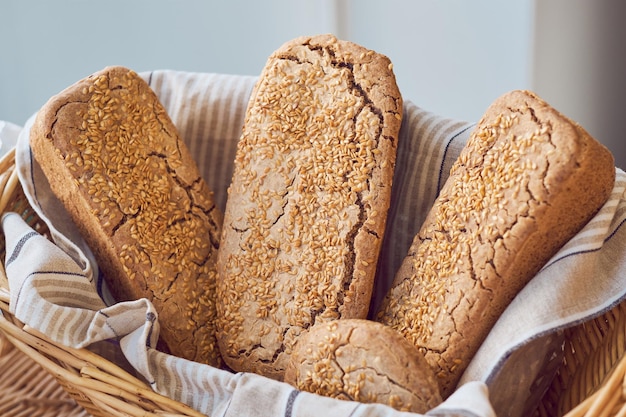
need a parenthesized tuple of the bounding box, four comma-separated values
(347, 403, 363, 417)
(6, 231, 39, 267)
(485, 292, 626, 390)
(97, 310, 121, 339)
(146, 71, 154, 87)
(284, 389, 300, 417)
(436, 123, 475, 194)
(146, 311, 157, 348)
(29, 148, 39, 206)
(96, 269, 107, 304)
(604, 215, 626, 244)
(612, 203, 626, 228)
(541, 215, 626, 272)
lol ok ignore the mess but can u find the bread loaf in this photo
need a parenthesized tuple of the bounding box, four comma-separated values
(216, 35, 402, 379)
(29, 66, 224, 367)
(376, 90, 616, 398)
(284, 319, 442, 413)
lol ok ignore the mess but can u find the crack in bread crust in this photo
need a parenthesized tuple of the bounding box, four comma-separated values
(216, 35, 401, 380)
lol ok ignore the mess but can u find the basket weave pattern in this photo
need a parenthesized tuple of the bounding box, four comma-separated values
(534, 302, 626, 417)
(0, 332, 89, 417)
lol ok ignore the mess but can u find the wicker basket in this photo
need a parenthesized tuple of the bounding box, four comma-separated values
(0, 144, 625, 417)
(0, 332, 89, 417)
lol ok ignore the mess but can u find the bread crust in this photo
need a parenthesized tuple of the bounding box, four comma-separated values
(216, 35, 402, 379)
(377, 90, 616, 398)
(29, 66, 224, 367)
(284, 319, 442, 413)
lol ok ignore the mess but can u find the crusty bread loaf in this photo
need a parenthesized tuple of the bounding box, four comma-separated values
(29, 66, 224, 367)
(376, 90, 616, 398)
(216, 35, 402, 379)
(284, 319, 442, 413)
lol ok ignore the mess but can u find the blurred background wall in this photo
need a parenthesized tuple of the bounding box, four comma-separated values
(533, 0, 626, 170)
(1, 0, 624, 167)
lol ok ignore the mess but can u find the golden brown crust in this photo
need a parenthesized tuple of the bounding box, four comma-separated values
(216, 35, 402, 379)
(284, 319, 442, 413)
(376, 90, 615, 398)
(29, 66, 224, 367)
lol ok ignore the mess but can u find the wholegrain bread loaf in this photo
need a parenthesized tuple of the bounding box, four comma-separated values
(29, 66, 224, 367)
(284, 319, 442, 413)
(216, 35, 402, 379)
(376, 90, 616, 398)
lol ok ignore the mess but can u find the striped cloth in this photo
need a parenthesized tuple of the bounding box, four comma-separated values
(2, 69, 625, 417)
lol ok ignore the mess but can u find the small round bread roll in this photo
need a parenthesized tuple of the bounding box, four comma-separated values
(284, 319, 442, 413)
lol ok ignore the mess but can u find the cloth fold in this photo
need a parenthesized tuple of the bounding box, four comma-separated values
(2, 69, 625, 417)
